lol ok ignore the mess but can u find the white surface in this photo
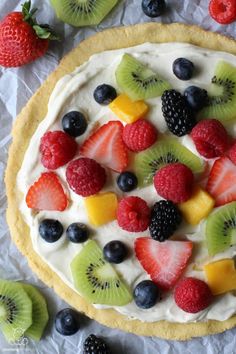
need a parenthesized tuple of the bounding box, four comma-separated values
(1, 0, 236, 353)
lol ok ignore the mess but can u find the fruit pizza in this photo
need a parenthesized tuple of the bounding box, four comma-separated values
(6, 23, 236, 340)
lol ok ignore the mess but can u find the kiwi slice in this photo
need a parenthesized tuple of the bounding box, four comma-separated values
(134, 138, 204, 187)
(116, 54, 171, 101)
(22, 284, 49, 341)
(201, 61, 236, 122)
(50, 0, 118, 27)
(206, 202, 236, 256)
(0, 280, 32, 343)
(71, 240, 132, 306)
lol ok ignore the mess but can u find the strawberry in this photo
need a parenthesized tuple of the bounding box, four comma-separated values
(207, 157, 236, 206)
(228, 140, 236, 165)
(134, 237, 193, 291)
(80, 121, 128, 173)
(0, 1, 58, 68)
(26, 172, 68, 211)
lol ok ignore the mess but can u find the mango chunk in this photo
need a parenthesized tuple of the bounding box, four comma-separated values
(85, 192, 118, 227)
(179, 186, 215, 225)
(204, 259, 236, 295)
(109, 94, 148, 123)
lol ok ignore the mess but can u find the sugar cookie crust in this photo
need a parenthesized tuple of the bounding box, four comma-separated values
(5, 23, 236, 340)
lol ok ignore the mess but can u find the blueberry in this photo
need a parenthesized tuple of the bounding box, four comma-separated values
(142, 0, 166, 18)
(66, 223, 88, 243)
(62, 111, 87, 137)
(117, 171, 138, 192)
(103, 241, 128, 264)
(184, 86, 208, 111)
(55, 308, 80, 336)
(93, 84, 117, 105)
(133, 280, 161, 309)
(173, 58, 194, 81)
(39, 219, 63, 243)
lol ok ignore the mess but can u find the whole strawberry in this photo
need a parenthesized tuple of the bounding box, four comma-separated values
(0, 1, 58, 67)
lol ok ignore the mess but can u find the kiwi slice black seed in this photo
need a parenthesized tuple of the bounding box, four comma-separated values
(0, 280, 32, 343)
(70, 240, 132, 306)
(50, 0, 118, 27)
(201, 61, 236, 122)
(116, 54, 171, 100)
(22, 284, 49, 341)
(133, 137, 204, 187)
(206, 202, 236, 256)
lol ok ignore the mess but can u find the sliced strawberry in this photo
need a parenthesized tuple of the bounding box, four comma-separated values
(26, 172, 68, 211)
(134, 237, 193, 291)
(80, 121, 128, 173)
(207, 157, 236, 207)
(198, 161, 211, 189)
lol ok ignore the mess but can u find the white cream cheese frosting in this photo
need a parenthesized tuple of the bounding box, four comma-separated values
(17, 43, 236, 323)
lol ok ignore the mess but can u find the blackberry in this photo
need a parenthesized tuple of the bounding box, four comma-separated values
(149, 200, 182, 241)
(161, 89, 196, 137)
(83, 334, 111, 354)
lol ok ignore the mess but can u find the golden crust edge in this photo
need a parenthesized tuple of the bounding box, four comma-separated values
(5, 22, 236, 341)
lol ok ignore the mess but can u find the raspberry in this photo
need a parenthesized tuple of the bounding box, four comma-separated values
(149, 200, 182, 241)
(161, 90, 196, 137)
(154, 163, 194, 203)
(40, 131, 77, 170)
(209, 0, 236, 25)
(191, 119, 229, 159)
(174, 277, 213, 313)
(228, 141, 236, 165)
(117, 196, 150, 232)
(122, 119, 158, 152)
(66, 158, 106, 197)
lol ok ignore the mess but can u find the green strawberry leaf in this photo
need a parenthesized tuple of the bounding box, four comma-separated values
(22, 1, 37, 25)
(33, 25, 60, 41)
(22, 0, 31, 14)
(22, 1, 59, 41)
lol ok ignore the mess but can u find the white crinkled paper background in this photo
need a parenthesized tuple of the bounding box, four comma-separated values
(1, 0, 236, 353)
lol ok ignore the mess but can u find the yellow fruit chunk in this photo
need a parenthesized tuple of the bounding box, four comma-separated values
(204, 259, 236, 295)
(179, 186, 215, 225)
(109, 94, 148, 123)
(85, 193, 118, 227)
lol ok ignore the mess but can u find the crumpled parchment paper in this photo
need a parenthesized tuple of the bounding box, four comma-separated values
(1, 1, 236, 353)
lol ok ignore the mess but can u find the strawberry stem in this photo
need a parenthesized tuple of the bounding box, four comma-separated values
(21, 1, 60, 41)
